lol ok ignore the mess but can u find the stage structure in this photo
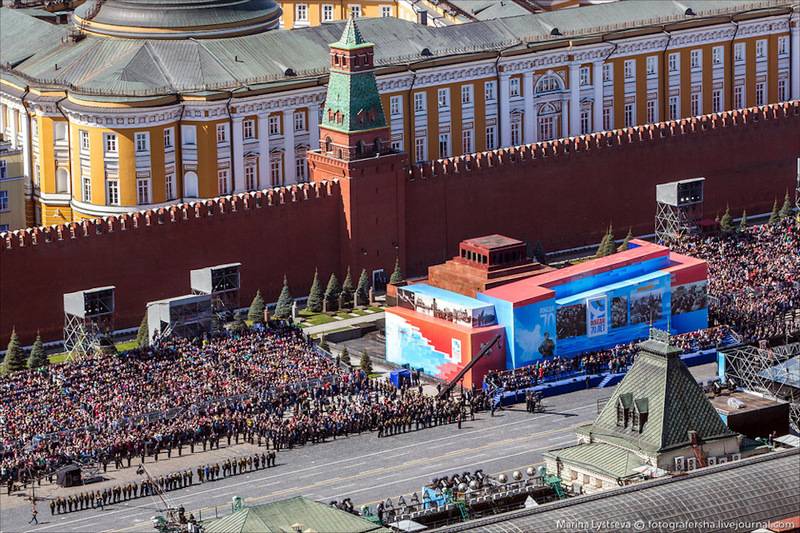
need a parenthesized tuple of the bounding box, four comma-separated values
(63, 286, 115, 358)
(655, 177, 705, 243)
(190, 263, 241, 312)
(719, 343, 800, 433)
(146, 294, 213, 342)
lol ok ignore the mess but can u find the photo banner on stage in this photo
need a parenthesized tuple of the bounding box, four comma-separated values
(586, 296, 608, 338)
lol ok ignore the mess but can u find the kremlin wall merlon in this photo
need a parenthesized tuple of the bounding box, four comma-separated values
(2, 101, 799, 345)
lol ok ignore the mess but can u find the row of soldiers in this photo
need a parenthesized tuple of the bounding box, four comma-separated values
(48, 452, 277, 515)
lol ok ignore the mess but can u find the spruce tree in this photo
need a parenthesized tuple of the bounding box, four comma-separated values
(247, 290, 266, 323)
(340, 346, 350, 367)
(341, 267, 355, 309)
(306, 269, 324, 313)
(595, 228, 611, 258)
(3, 329, 27, 374)
(324, 273, 341, 311)
(738, 210, 748, 233)
(768, 198, 780, 224)
(779, 191, 793, 219)
(356, 268, 370, 305)
(274, 275, 293, 318)
(603, 225, 617, 256)
(719, 205, 734, 234)
(617, 228, 633, 253)
(136, 314, 149, 348)
(27, 332, 48, 369)
(389, 258, 404, 285)
(359, 350, 373, 374)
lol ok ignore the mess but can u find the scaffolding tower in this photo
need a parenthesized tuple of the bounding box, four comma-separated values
(147, 294, 213, 343)
(655, 177, 705, 244)
(63, 286, 115, 358)
(720, 343, 800, 433)
(190, 263, 241, 312)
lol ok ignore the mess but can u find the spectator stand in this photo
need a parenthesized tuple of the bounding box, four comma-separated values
(190, 263, 241, 313)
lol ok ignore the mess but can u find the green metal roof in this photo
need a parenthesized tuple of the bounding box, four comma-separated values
(587, 334, 736, 455)
(0, 0, 792, 96)
(332, 18, 372, 51)
(202, 497, 390, 533)
(320, 19, 386, 134)
(544, 442, 647, 479)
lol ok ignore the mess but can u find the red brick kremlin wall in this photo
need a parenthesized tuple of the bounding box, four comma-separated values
(1, 102, 799, 345)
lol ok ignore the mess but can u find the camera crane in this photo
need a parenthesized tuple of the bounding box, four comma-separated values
(437, 334, 502, 400)
(136, 463, 185, 532)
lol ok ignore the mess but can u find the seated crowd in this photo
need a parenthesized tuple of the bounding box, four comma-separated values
(673, 217, 799, 343)
(0, 325, 466, 488)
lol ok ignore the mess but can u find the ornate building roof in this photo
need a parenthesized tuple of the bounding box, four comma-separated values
(73, 0, 281, 39)
(583, 330, 737, 454)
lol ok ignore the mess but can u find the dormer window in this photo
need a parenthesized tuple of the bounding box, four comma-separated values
(616, 393, 633, 428)
(334, 55, 340, 66)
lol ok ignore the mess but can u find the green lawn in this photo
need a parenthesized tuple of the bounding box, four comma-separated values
(48, 352, 69, 365)
(115, 339, 138, 352)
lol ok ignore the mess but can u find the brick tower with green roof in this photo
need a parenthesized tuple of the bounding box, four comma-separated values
(307, 18, 408, 282)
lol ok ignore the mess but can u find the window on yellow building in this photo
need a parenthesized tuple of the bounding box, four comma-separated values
(295, 156, 307, 182)
(243, 119, 255, 140)
(437, 88, 449, 109)
(755, 40, 766, 59)
(218, 169, 230, 195)
(510, 121, 520, 146)
(712, 46, 723, 66)
(624, 102, 635, 127)
(82, 176, 91, 203)
(106, 179, 119, 206)
(778, 36, 789, 56)
(485, 81, 496, 101)
(414, 136, 426, 161)
(734, 85, 744, 108)
(755, 82, 765, 106)
(79, 130, 89, 152)
(164, 128, 174, 149)
(712, 89, 722, 113)
(778, 78, 788, 101)
(268, 116, 281, 136)
(690, 92, 700, 116)
(462, 129, 473, 153)
(270, 157, 282, 186)
(646, 56, 657, 76)
(322, 4, 333, 21)
(381, 5, 391, 17)
(438, 133, 450, 158)
(135, 132, 149, 153)
(390, 95, 402, 116)
(668, 53, 678, 73)
(0, 161, 5, 179)
(580, 66, 590, 86)
(624, 59, 635, 80)
(245, 164, 257, 189)
(104, 133, 117, 153)
(216, 123, 229, 144)
(690, 50, 701, 70)
(509, 78, 520, 97)
(647, 99, 656, 123)
(0, 190, 7, 211)
(485, 126, 495, 150)
(293, 112, 306, 132)
(165, 173, 175, 200)
(137, 178, 151, 205)
(461, 84, 473, 106)
(603, 63, 612, 82)
(669, 96, 679, 120)
(350, 5, 361, 18)
(295, 3, 308, 22)
(734, 43, 745, 63)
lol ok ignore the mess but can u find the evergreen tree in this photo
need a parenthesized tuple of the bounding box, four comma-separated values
(768, 198, 780, 224)
(719, 205, 734, 234)
(389, 258, 404, 285)
(306, 269, 324, 313)
(274, 275, 293, 318)
(532, 241, 547, 264)
(27, 332, 48, 369)
(136, 314, 149, 348)
(3, 329, 27, 374)
(738, 210, 748, 233)
(340, 346, 350, 367)
(341, 267, 355, 309)
(356, 268, 370, 305)
(210, 313, 222, 335)
(779, 191, 793, 219)
(247, 290, 266, 323)
(324, 273, 342, 311)
(596, 225, 615, 257)
(617, 228, 633, 253)
(359, 350, 373, 374)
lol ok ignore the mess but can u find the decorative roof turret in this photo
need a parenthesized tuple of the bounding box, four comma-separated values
(321, 18, 387, 137)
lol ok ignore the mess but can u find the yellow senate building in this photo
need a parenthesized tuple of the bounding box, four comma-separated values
(0, 0, 798, 227)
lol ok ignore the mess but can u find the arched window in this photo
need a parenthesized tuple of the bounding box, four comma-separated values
(373, 138, 381, 152)
(325, 136, 332, 152)
(56, 167, 69, 194)
(184, 171, 198, 198)
(535, 74, 564, 96)
(356, 141, 366, 155)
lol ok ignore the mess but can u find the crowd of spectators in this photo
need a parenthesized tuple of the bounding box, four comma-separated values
(485, 326, 731, 392)
(673, 218, 800, 343)
(0, 325, 467, 488)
